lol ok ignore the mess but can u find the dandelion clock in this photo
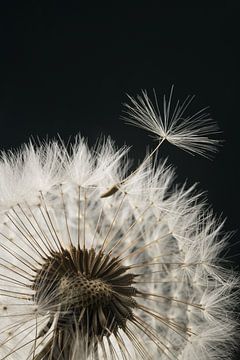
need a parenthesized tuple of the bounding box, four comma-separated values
(0, 89, 238, 359)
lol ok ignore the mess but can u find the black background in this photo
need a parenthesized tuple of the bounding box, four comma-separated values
(0, 3, 239, 358)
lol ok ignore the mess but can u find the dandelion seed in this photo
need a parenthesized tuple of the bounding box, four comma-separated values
(122, 87, 220, 158)
(0, 91, 238, 359)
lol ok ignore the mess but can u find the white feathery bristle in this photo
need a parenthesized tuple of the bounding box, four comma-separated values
(123, 87, 220, 158)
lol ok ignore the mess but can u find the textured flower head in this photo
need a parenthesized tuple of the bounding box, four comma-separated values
(0, 90, 238, 359)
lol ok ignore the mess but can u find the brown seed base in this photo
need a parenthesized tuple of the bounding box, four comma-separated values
(32, 246, 138, 358)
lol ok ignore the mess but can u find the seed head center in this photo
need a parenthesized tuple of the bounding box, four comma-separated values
(59, 274, 112, 308)
(33, 246, 137, 340)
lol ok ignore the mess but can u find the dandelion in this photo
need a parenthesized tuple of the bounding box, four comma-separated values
(0, 89, 238, 359)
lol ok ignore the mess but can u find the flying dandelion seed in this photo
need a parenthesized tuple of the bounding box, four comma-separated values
(0, 89, 238, 359)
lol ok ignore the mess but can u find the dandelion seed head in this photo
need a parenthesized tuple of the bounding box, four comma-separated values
(0, 90, 238, 359)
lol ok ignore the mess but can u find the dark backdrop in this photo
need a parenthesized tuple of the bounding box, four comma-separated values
(0, 3, 239, 358)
